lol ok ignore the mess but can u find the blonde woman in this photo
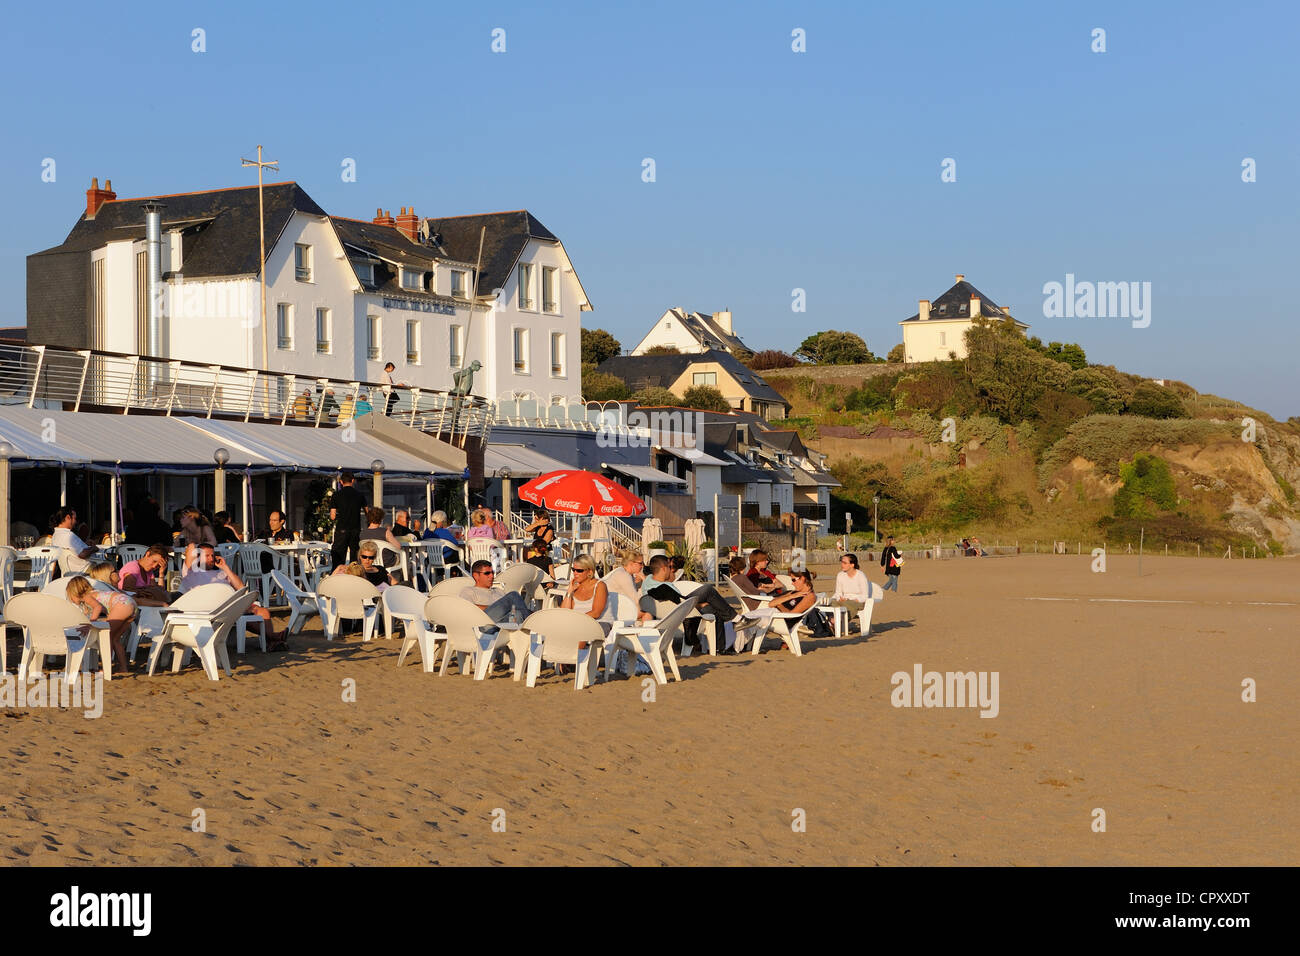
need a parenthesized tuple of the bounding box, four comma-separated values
(465, 508, 498, 540)
(561, 554, 613, 633)
(66, 573, 132, 676)
(601, 548, 644, 611)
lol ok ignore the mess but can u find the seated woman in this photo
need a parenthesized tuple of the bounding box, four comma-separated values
(66, 571, 132, 676)
(831, 553, 870, 627)
(560, 554, 613, 635)
(212, 512, 241, 545)
(523, 510, 555, 546)
(524, 539, 557, 590)
(769, 569, 834, 638)
(745, 549, 784, 595)
(359, 507, 403, 578)
(465, 508, 500, 541)
(331, 561, 366, 578)
(601, 548, 643, 608)
(356, 542, 396, 588)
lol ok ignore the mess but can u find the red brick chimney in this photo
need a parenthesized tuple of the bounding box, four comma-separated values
(86, 177, 117, 219)
(372, 207, 396, 227)
(394, 206, 419, 241)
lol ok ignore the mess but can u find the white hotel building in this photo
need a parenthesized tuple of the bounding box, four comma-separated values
(26, 179, 591, 407)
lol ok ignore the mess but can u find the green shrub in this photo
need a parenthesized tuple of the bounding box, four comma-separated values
(1113, 453, 1178, 518)
(1126, 381, 1188, 419)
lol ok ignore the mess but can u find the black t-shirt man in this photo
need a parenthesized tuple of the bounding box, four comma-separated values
(330, 481, 367, 566)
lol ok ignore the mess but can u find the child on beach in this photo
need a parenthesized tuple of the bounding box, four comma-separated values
(880, 536, 902, 592)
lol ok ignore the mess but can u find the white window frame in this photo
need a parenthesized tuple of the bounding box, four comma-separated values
(550, 331, 565, 378)
(405, 319, 421, 365)
(354, 260, 374, 284)
(366, 314, 381, 360)
(401, 267, 423, 292)
(692, 371, 717, 386)
(451, 270, 467, 299)
(315, 307, 331, 354)
(294, 243, 312, 282)
(939, 330, 946, 347)
(449, 324, 463, 367)
(276, 303, 293, 350)
(517, 263, 535, 311)
(513, 327, 530, 373)
(542, 266, 559, 313)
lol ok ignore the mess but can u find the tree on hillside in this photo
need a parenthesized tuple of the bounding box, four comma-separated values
(1126, 381, 1187, 419)
(581, 328, 621, 366)
(748, 349, 799, 370)
(1044, 341, 1087, 370)
(644, 344, 681, 355)
(963, 316, 1072, 423)
(887, 343, 905, 363)
(680, 384, 732, 413)
(1065, 367, 1124, 413)
(631, 386, 681, 407)
(583, 371, 631, 402)
(795, 330, 874, 365)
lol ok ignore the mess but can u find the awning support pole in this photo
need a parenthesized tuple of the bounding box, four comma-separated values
(60, 468, 67, 506)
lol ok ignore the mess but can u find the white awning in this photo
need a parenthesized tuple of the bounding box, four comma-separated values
(178, 417, 453, 478)
(606, 463, 688, 485)
(485, 444, 573, 478)
(657, 445, 728, 467)
(0, 406, 275, 473)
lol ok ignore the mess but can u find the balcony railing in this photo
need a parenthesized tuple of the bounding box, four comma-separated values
(0, 341, 495, 443)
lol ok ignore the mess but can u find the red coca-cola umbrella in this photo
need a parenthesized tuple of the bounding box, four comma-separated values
(517, 469, 646, 517)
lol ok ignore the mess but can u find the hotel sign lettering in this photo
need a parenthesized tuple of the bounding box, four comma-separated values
(382, 297, 456, 315)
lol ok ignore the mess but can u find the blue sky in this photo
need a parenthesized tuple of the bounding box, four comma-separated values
(2, 0, 1295, 416)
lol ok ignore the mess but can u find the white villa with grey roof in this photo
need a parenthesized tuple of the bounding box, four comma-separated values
(26, 179, 592, 407)
(899, 274, 1028, 363)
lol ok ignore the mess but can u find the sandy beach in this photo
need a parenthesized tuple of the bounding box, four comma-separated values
(2, 554, 1295, 866)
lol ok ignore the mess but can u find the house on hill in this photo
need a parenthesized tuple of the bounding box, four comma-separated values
(630, 307, 752, 356)
(899, 274, 1028, 363)
(26, 177, 591, 405)
(597, 348, 791, 420)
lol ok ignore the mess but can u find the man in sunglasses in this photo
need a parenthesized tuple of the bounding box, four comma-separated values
(459, 559, 530, 632)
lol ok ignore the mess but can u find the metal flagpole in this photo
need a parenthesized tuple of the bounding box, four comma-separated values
(241, 145, 279, 415)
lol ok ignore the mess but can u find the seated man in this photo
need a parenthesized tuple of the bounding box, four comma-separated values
(259, 510, 294, 543)
(181, 543, 284, 650)
(459, 560, 530, 633)
(50, 507, 97, 573)
(391, 509, 413, 539)
(428, 510, 463, 564)
(637, 554, 737, 649)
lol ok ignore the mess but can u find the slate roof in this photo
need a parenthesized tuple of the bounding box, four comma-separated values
(420, 210, 560, 300)
(900, 278, 1027, 325)
(31, 182, 328, 279)
(661, 307, 752, 354)
(597, 349, 790, 410)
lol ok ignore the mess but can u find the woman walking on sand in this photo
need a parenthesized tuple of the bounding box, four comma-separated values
(880, 535, 902, 592)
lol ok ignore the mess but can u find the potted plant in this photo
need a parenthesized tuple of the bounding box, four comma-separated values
(647, 540, 669, 559)
(698, 540, 717, 580)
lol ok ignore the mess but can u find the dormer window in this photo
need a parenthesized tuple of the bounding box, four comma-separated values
(451, 269, 468, 299)
(353, 261, 374, 284)
(401, 267, 424, 292)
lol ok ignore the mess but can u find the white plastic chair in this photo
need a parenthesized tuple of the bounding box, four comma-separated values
(316, 575, 381, 641)
(117, 544, 148, 564)
(428, 576, 474, 599)
(147, 586, 256, 681)
(515, 608, 606, 690)
(19, 547, 59, 592)
(858, 580, 885, 636)
(1, 546, 19, 606)
(495, 563, 544, 609)
(465, 539, 505, 571)
(423, 595, 520, 680)
(269, 569, 320, 636)
(5, 592, 95, 683)
(387, 585, 446, 672)
(215, 543, 241, 565)
(129, 582, 232, 665)
(604, 597, 695, 685)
